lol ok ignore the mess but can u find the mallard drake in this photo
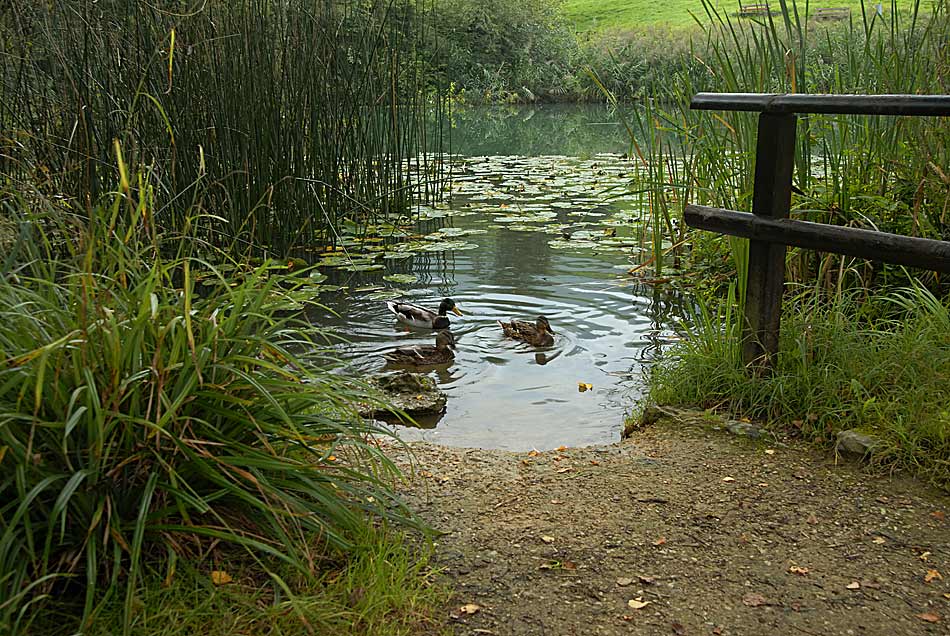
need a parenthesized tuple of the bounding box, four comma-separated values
(385, 298, 462, 329)
(382, 330, 456, 366)
(498, 315, 555, 347)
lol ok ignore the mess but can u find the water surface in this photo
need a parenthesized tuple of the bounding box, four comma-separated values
(317, 106, 685, 450)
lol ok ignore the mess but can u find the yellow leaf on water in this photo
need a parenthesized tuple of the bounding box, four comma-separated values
(577, 382, 593, 392)
(211, 570, 232, 585)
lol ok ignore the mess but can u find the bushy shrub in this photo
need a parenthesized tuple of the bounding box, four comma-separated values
(0, 176, 411, 635)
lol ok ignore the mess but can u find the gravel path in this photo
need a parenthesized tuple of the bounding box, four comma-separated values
(384, 409, 949, 635)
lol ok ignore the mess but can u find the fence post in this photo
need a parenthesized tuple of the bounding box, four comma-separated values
(743, 112, 797, 370)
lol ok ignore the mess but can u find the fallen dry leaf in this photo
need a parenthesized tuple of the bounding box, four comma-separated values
(925, 569, 943, 583)
(562, 560, 577, 570)
(556, 467, 572, 474)
(932, 511, 946, 521)
(916, 612, 940, 623)
(459, 603, 481, 615)
(550, 499, 564, 505)
(671, 621, 686, 635)
(541, 535, 555, 544)
(846, 581, 861, 590)
(627, 598, 651, 610)
(590, 460, 600, 466)
(556, 445, 567, 452)
(788, 565, 809, 576)
(578, 382, 593, 392)
(653, 537, 667, 546)
(639, 575, 656, 585)
(722, 477, 735, 483)
(712, 627, 723, 635)
(920, 551, 932, 561)
(742, 592, 768, 607)
(764, 449, 776, 455)
(210, 570, 232, 585)
(616, 577, 634, 587)
(943, 592, 950, 600)
(527, 450, 540, 457)
(806, 513, 819, 524)
(872, 537, 886, 544)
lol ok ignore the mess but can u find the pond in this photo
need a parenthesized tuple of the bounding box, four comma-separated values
(315, 104, 688, 451)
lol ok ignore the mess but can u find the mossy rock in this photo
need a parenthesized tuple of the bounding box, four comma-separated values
(358, 371, 447, 419)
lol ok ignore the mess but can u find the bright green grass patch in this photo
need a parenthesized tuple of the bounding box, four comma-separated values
(36, 529, 448, 636)
(647, 283, 950, 488)
(562, 0, 925, 31)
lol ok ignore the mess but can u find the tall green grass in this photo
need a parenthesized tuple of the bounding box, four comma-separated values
(0, 168, 419, 635)
(0, 0, 447, 257)
(609, 0, 949, 285)
(650, 281, 950, 488)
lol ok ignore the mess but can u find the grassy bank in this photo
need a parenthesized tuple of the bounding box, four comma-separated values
(0, 171, 448, 634)
(623, 0, 950, 485)
(561, 0, 930, 31)
(649, 284, 950, 488)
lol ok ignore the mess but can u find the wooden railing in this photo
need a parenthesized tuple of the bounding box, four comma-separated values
(683, 92, 950, 370)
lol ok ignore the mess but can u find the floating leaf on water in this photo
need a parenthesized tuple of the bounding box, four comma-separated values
(383, 273, 417, 284)
(549, 239, 599, 250)
(309, 272, 328, 283)
(364, 289, 407, 301)
(382, 251, 414, 260)
(339, 263, 385, 272)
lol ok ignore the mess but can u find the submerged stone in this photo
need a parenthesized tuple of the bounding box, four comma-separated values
(358, 371, 447, 420)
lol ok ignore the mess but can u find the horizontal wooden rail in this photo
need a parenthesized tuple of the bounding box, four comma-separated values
(685, 204, 950, 273)
(691, 92, 950, 116)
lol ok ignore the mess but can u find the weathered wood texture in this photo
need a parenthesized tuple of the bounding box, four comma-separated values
(685, 205, 950, 273)
(812, 7, 851, 20)
(691, 93, 950, 116)
(738, 1, 770, 15)
(744, 113, 796, 369)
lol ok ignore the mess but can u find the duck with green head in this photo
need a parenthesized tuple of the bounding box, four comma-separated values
(385, 298, 462, 329)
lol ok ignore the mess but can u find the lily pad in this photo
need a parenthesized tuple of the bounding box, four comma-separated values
(383, 273, 417, 284)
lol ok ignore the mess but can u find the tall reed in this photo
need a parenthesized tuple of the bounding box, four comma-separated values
(614, 0, 949, 288)
(0, 0, 447, 257)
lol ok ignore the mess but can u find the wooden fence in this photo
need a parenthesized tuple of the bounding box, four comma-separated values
(683, 92, 950, 370)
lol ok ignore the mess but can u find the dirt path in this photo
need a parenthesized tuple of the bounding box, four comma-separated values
(384, 410, 949, 635)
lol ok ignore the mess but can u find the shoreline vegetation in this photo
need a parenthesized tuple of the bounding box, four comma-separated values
(1, 0, 948, 634)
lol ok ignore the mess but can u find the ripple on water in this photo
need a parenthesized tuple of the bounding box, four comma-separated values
(316, 154, 688, 451)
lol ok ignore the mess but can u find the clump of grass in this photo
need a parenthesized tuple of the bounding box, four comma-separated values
(0, 171, 420, 635)
(648, 281, 950, 488)
(42, 528, 448, 636)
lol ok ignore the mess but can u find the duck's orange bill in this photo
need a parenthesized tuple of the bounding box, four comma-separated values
(452, 306, 463, 316)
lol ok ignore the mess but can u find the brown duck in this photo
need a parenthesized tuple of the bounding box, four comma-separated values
(498, 315, 555, 347)
(382, 330, 456, 366)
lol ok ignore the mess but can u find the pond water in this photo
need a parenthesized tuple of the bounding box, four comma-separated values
(316, 104, 687, 451)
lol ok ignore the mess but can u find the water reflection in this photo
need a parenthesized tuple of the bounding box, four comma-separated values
(316, 150, 690, 451)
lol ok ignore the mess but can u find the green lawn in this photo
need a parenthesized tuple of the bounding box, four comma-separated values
(560, 0, 923, 31)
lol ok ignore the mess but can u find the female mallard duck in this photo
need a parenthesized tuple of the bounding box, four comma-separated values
(382, 330, 456, 366)
(385, 298, 462, 329)
(498, 315, 555, 347)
